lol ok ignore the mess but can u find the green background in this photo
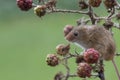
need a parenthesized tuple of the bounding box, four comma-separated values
(0, 0, 120, 80)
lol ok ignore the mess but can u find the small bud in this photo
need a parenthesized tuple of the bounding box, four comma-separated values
(103, 20, 114, 30)
(34, 5, 46, 17)
(84, 48, 99, 64)
(16, 0, 33, 11)
(104, 0, 117, 9)
(54, 72, 64, 80)
(77, 62, 92, 78)
(75, 55, 85, 64)
(46, 54, 59, 66)
(56, 44, 70, 56)
(79, 0, 88, 9)
(89, 0, 102, 7)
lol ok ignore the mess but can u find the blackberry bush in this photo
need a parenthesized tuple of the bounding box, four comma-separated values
(17, 0, 120, 80)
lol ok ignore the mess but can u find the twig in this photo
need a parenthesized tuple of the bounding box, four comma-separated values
(77, 17, 90, 25)
(98, 60, 105, 80)
(47, 9, 88, 14)
(112, 59, 120, 80)
(87, 5, 96, 24)
(107, 8, 116, 19)
(64, 58, 70, 80)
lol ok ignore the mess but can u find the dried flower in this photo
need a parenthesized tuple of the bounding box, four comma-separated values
(56, 44, 70, 56)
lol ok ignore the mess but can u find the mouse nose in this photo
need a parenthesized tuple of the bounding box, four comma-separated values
(65, 33, 75, 42)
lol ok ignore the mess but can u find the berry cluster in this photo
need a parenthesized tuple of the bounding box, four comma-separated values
(79, 0, 118, 12)
(46, 43, 100, 78)
(17, 0, 120, 80)
(76, 48, 100, 78)
(16, 0, 57, 17)
(46, 44, 70, 67)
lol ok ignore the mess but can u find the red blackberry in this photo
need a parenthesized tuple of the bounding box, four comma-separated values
(84, 48, 99, 64)
(17, 0, 33, 11)
(77, 62, 92, 78)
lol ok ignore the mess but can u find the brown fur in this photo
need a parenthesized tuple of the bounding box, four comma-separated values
(64, 25, 116, 61)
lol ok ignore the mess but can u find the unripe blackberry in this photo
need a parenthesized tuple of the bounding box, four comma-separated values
(34, 5, 46, 17)
(89, 0, 102, 7)
(77, 62, 92, 78)
(75, 55, 84, 64)
(79, 0, 88, 9)
(16, 0, 33, 11)
(84, 48, 99, 64)
(103, 20, 114, 30)
(56, 44, 70, 56)
(104, 0, 117, 9)
(46, 54, 59, 66)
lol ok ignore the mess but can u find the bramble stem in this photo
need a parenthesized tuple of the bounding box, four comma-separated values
(112, 59, 120, 80)
(98, 60, 105, 80)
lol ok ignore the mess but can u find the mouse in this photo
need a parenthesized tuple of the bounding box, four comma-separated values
(64, 24, 116, 61)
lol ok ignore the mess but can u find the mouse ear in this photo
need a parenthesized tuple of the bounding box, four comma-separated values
(63, 25, 74, 36)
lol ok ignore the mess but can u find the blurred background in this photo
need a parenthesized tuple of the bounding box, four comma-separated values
(0, 0, 120, 80)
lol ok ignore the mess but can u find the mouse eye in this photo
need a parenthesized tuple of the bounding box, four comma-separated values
(73, 31, 78, 37)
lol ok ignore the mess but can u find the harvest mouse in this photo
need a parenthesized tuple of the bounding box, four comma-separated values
(64, 25, 116, 61)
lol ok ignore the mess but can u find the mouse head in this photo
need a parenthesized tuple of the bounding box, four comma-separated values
(64, 25, 88, 43)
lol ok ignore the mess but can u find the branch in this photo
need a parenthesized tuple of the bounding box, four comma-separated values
(63, 58, 70, 80)
(77, 17, 90, 25)
(98, 60, 105, 80)
(47, 9, 88, 14)
(87, 5, 96, 24)
(112, 60, 120, 80)
(107, 7, 116, 19)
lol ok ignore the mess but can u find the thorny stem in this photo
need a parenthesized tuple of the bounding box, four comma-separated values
(112, 59, 120, 80)
(47, 9, 88, 14)
(87, 5, 96, 24)
(107, 8, 116, 19)
(60, 52, 80, 80)
(64, 58, 69, 80)
(98, 60, 105, 80)
(62, 53, 78, 60)
(62, 53, 78, 80)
